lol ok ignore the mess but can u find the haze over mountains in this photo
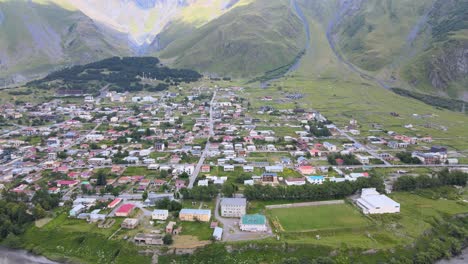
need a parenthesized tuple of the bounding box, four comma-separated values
(0, 0, 466, 101)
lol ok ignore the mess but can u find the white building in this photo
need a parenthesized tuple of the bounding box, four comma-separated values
(265, 165, 284, 173)
(323, 142, 337, 152)
(220, 198, 247, 218)
(285, 178, 306, 186)
(212, 227, 223, 241)
(152, 209, 169, 220)
(356, 188, 400, 215)
(198, 179, 209, 186)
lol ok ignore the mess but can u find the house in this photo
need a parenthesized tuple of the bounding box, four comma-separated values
(243, 165, 254, 172)
(285, 178, 306, 186)
(69, 204, 86, 217)
(261, 173, 278, 184)
(356, 188, 400, 214)
(73, 198, 97, 206)
(356, 154, 370, 165)
(154, 142, 165, 151)
(175, 180, 186, 190)
(239, 214, 267, 232)
(121, 218, 139, 229)
(198, 179, 209, 186)
(179, 209, 211, 222)
(388, 141, 409, 149)
(323, 142, 337, 152)
(201, 165, 211, 173)
(107, 198, 122, 209)
(220, 198, 247, 218)
(152, 209, 169, 220)
(57, 180, 79, 188)
(265, 165, 283, 173)
(224, 165, 235, 172)
(115, 204, 136, 217)
(244, 179, 254, 185)
(213, 227, 223, 241)
(134, 233, 164, 245)
(306, 176, 325, 185)
(297, 165, 315, 175)
(89, 212, 106, 223)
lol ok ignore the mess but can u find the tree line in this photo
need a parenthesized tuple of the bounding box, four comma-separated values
(28, 57, 202, 94)
(327, 153, 361, 165)
(244, 176, 384, 201)
(393, 169, 467, 191)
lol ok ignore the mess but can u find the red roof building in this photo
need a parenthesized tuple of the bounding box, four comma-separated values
(115, 204, 135, 217)
(56, 180, 79, 187)
(108, 198, 123, 209)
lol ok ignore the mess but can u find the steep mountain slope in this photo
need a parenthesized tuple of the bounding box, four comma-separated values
(331, 0, 468, 100)
(0, 0, 132, 85)
(157, 0, 306, 78)
(402, 0, 468, 100)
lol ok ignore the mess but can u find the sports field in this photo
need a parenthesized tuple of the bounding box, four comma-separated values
(269, 203, 370, 232)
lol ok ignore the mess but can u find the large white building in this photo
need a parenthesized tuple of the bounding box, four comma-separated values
(356, 188, 400, 214)
(220, 198, 247, 218)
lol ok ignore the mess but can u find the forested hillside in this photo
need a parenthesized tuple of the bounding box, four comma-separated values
(27, 57, 202, 94)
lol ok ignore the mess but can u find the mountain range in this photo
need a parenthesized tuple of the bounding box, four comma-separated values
(0, 0, 466, 101)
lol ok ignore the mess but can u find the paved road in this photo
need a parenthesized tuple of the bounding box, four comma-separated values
(188, 91, 216, 189)
(336, 127, 391, 166)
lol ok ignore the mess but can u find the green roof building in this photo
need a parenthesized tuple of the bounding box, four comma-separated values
(240, 214, 267, 232)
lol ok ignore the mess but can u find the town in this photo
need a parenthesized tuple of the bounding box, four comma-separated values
(0, 82, 467, 263)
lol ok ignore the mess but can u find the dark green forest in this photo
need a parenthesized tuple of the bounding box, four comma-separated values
(27, 57, 202, 94)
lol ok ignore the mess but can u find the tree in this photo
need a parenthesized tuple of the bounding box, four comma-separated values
(32, 204, 47, 220)
(57, 151, 67, 159)
(96, 171, 107, 186)
(160, 170, 168, 178)
(142, 191, 148, 201)
(222, 183, 237, 197)
(179, 172, 189, 179)
(163, 234, 173, 245)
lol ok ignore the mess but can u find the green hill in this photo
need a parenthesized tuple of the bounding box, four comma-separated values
(331, 0, 468, 100)
(0, 0, 132, 85)
(157, 0, 306, 78)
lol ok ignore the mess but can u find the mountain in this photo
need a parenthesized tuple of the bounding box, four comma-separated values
(156, 0, 306, 78)
(331, 0, 468, 100)
(0, 0, 133, 85)
(0, 0, 467, 103)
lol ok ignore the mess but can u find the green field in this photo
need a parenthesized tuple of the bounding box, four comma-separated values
(269, 203, 370, 232)
(261, 191, 468, 249)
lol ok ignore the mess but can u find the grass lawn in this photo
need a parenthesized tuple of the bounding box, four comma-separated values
(179, 221, 213, 241)
(268, 203, 370, 232)
(387, 192, 468, 238)
(277, 168, 303, 179)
